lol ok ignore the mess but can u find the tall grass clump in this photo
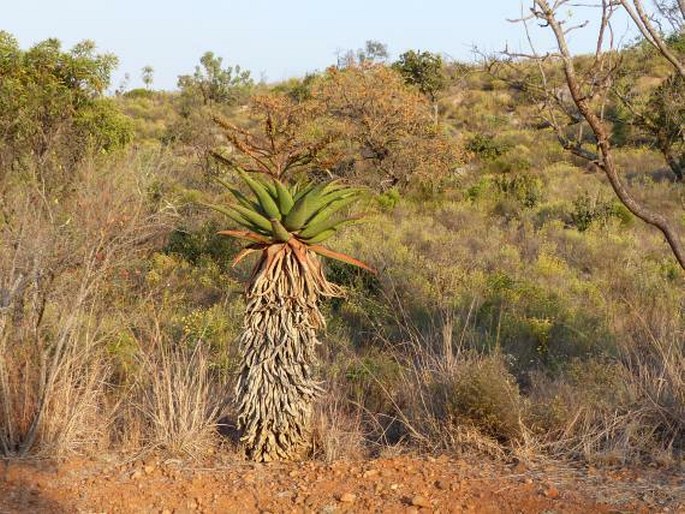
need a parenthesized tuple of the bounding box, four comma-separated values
(0, 153, 171, 456)
(131, 325, 226, 456)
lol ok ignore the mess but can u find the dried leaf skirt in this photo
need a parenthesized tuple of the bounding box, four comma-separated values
(236, 244, 342, 462)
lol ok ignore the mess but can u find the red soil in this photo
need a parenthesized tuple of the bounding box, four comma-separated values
(1, 453, 682, 513)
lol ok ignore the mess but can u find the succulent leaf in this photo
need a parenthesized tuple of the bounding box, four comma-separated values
(274, 179, 295, 216)
(283, 183, 327, 230)
(309, 244, 377, 274)
(202, 202, 253, 230)
(270, 218, 292, 242)
(300, 228, 336, 244)
(205, 201, 273, 234)
(292, 181, 318, 203)
(237, 168, 282, 220)
(217, 229, 271, 244)
(209, 175, 370, 271)
(298, 217, 359, 240)
(302, 193, 361, 231)
(253, 173, 279, 200)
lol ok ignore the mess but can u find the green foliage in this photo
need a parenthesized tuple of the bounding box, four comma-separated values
(392, 50, 447, 101)
(165, 220, 238, 271)
(487, 145, 533, 174)
(274, 72, 318, 102)
(465, 177, 492, 201)
(493, 173, 542, 208)
(122, 88, 152, 99)
(466, 133, 511, 161)
(570, 191, 632, 232)
(177, 51, 253, 109)
(665, 31, 685, 54)
(205, 173, 365, 245)
(74, 98, 134, 151)
(642, 73, 685, 179)
(0, 32, 132, 177)
(376, 188, 401, 210)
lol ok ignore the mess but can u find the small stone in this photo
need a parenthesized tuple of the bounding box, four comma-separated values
(435, 480, 449, 490)
(362, 469, 379, 478)
(544, 486, 560, 499)
(411, 495, 431, 508)
(161, 509, 171, 514)
(407, 509, 419, 514)
(130, 470, 143, 480)
(390, 483, 400, 490)
(339, 493, 357, 503)
(144, 465, 156, 475)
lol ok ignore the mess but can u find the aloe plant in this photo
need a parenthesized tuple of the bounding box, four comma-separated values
(205, 169, 373, 461)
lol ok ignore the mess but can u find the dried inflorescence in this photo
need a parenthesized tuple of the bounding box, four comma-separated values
(236, 241, 343, 462)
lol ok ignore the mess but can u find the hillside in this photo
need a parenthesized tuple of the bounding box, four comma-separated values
(0, 27, 683, 513)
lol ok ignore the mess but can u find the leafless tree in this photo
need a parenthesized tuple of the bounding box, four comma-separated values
(652, 0, 685, 30)
(508, 0, 685, 269)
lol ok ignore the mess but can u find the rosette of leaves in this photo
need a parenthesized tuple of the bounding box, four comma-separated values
(203, 169, 373, 462)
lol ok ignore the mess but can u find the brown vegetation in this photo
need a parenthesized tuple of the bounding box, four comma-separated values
(0, 23, 683, 512)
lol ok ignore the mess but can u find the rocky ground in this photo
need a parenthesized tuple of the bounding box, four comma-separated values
(1, 453, 683, 513)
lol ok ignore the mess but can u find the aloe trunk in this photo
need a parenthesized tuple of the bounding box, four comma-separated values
(236, 241, 343, 461)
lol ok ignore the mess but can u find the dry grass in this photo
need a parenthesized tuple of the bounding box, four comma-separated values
(1, 50, 683, 471)
(131, 324, 225, 457)
(0, 152, 172, 457)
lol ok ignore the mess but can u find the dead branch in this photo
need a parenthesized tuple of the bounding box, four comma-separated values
(533, 0, 685, 269)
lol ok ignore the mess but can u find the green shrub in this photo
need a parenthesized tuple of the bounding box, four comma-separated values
(165, 220, 238, 271)
(376, 188, 402, 210)
(487, 145, 533, 174)
(466, 133, 510, 161)
(493, 173, 543, 208)
(0, 32, 132, 180)
(570, 191, 632, 232)
(432, 353, 523, 442)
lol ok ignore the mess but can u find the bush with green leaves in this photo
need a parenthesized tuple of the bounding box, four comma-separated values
(466, 133, 511, 162)
(0, 32, 132, 180)
(392, 50, 447, 102)
(431, 353, 523, 443)
(177, 51, 253, 110)
(570, 191, 633, 232)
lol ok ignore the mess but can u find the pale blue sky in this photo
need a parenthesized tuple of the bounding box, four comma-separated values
(4, 1, 633, 91)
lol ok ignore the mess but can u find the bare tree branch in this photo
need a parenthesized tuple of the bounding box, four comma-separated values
(533, 0, 685, 269)
(619, 0, 685, 78)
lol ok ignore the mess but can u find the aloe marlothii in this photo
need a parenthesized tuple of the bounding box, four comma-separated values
(203, 169, 374, 462)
